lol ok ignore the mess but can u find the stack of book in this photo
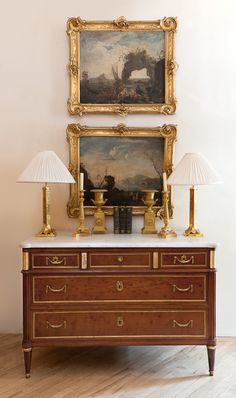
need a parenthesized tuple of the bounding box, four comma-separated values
(113, 206, 132, 234)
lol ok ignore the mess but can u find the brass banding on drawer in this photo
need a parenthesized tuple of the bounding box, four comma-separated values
(33, 310, 206, 339)
(88, 252, 151, 269)
(33, 275, 206, 303)
(161, 252, 208, 267)
(32, 253, 80, 268)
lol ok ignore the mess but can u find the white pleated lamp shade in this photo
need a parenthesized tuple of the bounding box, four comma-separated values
(168, 152, 222, 186)
(17, 150, 75, 184)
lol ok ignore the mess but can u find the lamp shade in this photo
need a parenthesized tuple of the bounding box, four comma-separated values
(168, 152, 222, 186)
(17, 150, 75, 183)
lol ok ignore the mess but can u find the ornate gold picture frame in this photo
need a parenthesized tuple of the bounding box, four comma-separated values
(67, 16, 177, 116)
(67, 124, 177, 217)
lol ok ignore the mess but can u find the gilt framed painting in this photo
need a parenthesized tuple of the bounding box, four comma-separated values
(66, 124, 177, 217)
(67, 16, 177, 116)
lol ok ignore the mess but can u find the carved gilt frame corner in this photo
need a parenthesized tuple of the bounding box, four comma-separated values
(67, 16, 177, 116)
(66, 124, 177, 218)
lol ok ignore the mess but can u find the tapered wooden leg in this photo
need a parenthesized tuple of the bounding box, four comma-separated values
(207, 345, 216, 376)
(23, 347, 32, 378)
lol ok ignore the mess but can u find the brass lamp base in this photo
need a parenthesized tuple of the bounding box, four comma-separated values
(184, 186, 204, 237)
(184, 227, 203, 237)
(36, 184, 56, 238)
(36, 225, 56, 238)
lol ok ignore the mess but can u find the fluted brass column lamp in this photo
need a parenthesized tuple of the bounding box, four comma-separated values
(17, 150, 75, 237)
(168, 153, 222, 237)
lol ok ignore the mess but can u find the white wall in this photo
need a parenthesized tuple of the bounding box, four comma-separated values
(0, 0, 235, 335)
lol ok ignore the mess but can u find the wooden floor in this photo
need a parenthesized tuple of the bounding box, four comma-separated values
(0, 336, 236, 398)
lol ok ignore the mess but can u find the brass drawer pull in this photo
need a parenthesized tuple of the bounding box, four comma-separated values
(46, 320, 67, 329)
(173, 320, 193, 328)
(173, 284, 193, 293)
(46, 256, 66, 266)
(117, 256, 124, 263)
(173, 255, 194, 265)
(117, 316, 124, 327)
(46, 284, 67, 294)
(116, 281, 124, 292)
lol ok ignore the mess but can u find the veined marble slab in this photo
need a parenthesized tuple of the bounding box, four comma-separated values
(20, 230, 218, 248)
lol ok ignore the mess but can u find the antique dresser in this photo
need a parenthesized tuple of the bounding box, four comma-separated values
(20, 232, 217, 378)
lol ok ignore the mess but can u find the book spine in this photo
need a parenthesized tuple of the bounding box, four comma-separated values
(113, 206, 119, 234)
(126, 207, 132, 234)
(119, 206, 126, 234)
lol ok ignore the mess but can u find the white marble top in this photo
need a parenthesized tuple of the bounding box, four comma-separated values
(20, 230, 218, 249)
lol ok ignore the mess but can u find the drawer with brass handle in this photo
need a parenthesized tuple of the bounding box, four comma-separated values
(31, 252, 80, 269)
(88, 251, 151, 269)
(160, 251, 208, 268)
(33, 310, 206, 339)
(33, 275, 206, 303)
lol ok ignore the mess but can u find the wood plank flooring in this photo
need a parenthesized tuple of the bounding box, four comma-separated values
(0, 335, 236, 398)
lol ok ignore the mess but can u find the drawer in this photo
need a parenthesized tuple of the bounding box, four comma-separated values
(33, 275, 206, 303)
(160, 251, 208, 268)
(88, 251, 151, 269)
(33, 310, 206, 339)
(31, 252, 80, 269)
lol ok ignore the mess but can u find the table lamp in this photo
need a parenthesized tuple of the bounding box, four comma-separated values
(17, 150, 75, 237)
(168, 152, 221, 237)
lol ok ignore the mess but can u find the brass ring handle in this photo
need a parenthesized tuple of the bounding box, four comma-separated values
(117, 316, 124, 327)
(173, 255, 194, 265)
(46, 320, 67, 329)
(173, 284, 193, 293)
(173, 320, 193, 328)
(46, 256, 66, 266)
(117, 256, 124, 263)
(46, 284, 67, 294)
(116, 281, 124, 292)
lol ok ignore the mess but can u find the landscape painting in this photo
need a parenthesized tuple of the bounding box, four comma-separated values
(80, 136, 164, 207)
(80, 31, 165, 105)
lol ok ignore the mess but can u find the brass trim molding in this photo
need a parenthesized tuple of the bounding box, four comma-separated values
(67, 16, 177, 116)
(153, 252, 159, 269)
(67, 123, 177, 216)
(22, 252, 29, 271)
(210, 250, 216, 269)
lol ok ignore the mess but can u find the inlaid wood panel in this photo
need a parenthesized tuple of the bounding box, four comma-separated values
(88, 251, 151, 269)
(33, 275, 206, 303)
(160, 250, 208, 268)
(33, 310, 206, 339)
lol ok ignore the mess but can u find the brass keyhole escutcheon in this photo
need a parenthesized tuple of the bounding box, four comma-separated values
(116, 281, 124, 292)
(117, 256, 124, 263)
(117, 316, 124, 327)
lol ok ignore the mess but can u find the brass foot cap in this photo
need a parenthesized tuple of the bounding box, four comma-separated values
(209, 371, 214, 376)
(25, 373, 31, 379)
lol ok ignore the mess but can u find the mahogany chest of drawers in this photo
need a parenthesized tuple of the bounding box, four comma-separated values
(20, 233, 217, 378)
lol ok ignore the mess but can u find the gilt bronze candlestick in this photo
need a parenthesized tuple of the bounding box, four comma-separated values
(91, 189, 107, 234)
(158, 191, 177, 239)
(142, 190, 158, 234)
(73, 190, 91, 237)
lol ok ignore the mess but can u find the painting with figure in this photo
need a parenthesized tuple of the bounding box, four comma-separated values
(80, 136, 164, 207)
(80, 31, 165, 104)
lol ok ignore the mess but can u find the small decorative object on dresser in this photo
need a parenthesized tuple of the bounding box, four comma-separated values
(142, 190, 158, 234)
(168, 153, 222, 237)
(17, 151, 75, 237)
(21, 232, 217, 378)
(90, 189, 108, 234)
